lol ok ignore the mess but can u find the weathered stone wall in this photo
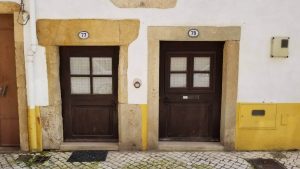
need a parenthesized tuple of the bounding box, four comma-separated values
(119, 104, 142, 150)
(221, 41, 239, 150)
(40, 46, 63, 149)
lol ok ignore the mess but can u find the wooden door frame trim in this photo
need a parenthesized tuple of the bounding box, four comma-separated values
(148, 26, 240, 150)
(0, 2, 29, 151)
(60, 46, 119, 141)
(159, 42, 224, 141)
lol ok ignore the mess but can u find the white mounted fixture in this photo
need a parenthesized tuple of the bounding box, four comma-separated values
(271, 37, 289, 58)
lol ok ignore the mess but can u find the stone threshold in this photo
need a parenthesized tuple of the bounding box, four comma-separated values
(158, 141, 224, 151)
(60, 142, 119, 151)
(0, 147, 20, 153)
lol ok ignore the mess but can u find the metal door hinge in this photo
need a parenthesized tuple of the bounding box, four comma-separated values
(0, 85, 8, 97)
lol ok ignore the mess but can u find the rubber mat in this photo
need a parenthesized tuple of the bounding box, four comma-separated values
(67, 150, 108, 162)
(247, 158, 286, 169)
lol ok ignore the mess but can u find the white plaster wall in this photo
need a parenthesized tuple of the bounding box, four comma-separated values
(23, 19, 49, 106)
(3, 0, 300, 104)
(31, 0, 300, 103)
(23, 0, 49, 107)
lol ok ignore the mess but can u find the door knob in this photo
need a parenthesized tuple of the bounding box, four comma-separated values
(112, 99, 117, 106)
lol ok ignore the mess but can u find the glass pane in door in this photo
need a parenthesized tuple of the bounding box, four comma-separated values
(93, 77, 112, 94)
(193, 73, 210, 87)
(170, 57, 187, 71)
(71, 77, 91, 94)
(194, 57, 210, 71)
(170, 73, 187, 88)
(70, 57, 90, 75)
(92, 57, 112, 75)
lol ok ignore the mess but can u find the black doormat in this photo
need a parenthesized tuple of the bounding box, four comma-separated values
(246, 158, 286, 169)
(67, 150, 108, 162)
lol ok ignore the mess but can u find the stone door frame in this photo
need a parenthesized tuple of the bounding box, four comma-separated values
(36, 19, 140, 149)
(148, 26, 240, 150)
(0, 2, 28, 151)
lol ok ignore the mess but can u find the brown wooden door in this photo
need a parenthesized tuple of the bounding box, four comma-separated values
(0, 14, 20, 146)
(60, 46, 119, 142)
(159, 41, 224, 142)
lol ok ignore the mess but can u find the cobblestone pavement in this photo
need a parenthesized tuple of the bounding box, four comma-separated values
(0, 151, 300, 169)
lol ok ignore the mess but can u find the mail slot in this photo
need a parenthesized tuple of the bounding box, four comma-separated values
(252, 110, 265, 116)
(182, 95, 200, 100)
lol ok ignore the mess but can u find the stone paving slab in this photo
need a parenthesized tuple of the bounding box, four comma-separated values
(0, 151, 299, 169)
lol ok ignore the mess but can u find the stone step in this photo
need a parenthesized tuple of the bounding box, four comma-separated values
(158, 142, 224, 151)
(60, 142, 119, 151)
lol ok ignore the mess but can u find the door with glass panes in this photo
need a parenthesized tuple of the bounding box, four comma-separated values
(159, 41, 223, 142)
(60, 46, 119, 141)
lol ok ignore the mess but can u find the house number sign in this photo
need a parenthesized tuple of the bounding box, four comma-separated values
(188, 29, 199, 38)
(78, 31, 89, 39)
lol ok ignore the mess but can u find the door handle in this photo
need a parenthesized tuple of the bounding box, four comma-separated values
(112, 99, 117, 107)
(0, 85, 8, 97)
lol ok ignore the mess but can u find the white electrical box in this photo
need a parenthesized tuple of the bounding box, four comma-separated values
(271, 37, 289, 58)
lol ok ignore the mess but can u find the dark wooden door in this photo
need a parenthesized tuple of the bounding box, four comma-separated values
(60, 46, 119, 142)
(0, 14, 20, 146)
(159, 41, 224, 142)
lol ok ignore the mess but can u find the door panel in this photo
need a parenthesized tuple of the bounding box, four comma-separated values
(71, 106, 113, 136)
(0, 119, 19, 146)
(167, 103, 210, 138)
(60, 46, 119, 142)
(0, 14, 20, 147)
(159, 41, 223, 142)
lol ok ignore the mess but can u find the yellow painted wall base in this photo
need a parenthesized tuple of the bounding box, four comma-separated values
(236, 103, 300, 150)
(28, 107, 43, 152)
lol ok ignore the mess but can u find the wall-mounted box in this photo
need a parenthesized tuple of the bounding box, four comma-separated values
(271, 37, 289, 58)
(238, 104, 277, 129)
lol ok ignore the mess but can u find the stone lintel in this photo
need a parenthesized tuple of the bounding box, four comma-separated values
(0, 2, 20, 13)
(111, 0, 177, 9)
(37, 19, 140, 46)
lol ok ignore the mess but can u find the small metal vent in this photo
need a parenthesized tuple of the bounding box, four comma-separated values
(281, 39, 289, 48)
